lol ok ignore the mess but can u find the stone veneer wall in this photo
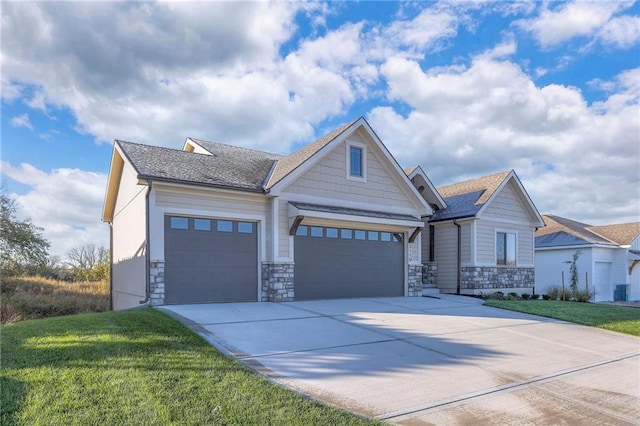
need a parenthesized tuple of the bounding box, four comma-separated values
(149, 260, 165, 306)
(261, 262, 295, 302)
(422, 262, 438, 286)
(461, 266, 534, 291)
(407, 265, 422, 296)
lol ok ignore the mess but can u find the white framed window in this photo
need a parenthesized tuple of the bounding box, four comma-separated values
(346, 141, 367, 182)
(496, 231, 517, 266)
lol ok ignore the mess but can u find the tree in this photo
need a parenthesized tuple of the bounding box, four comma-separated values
(66, 243, 109, 282)
(0, 188, 50, 277)
(564, 250, 582, 296)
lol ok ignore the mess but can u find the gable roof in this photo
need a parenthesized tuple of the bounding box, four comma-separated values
(587, 222, 640, 246)
(116, 140, 281, 192)
(430, 170, 544, 225)
(405, 165, 447, 210)
(437, 170, 511, 205)
(535, 215, 616, 248)
(265, 118, 359, 188)
(535, 215, 640, 249)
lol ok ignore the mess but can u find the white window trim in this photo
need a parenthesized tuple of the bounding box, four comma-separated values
(496, 229, 518, 267)
(345, 140, 367, 182)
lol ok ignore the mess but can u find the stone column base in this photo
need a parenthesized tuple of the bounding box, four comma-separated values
(262, 262, 294, 302)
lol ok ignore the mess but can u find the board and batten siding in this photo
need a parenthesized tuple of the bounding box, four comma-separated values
(476, 219, 534, 266)
(482, 181, 531, 222)
(283, 141, 415, 210)
(112, 160, 147, 310)
(434, 223, 458, 293)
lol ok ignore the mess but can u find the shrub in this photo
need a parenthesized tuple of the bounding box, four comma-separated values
(542, 294, 551, 300)
(573, 289, 594, 303)
(508, 292, 519, 300)
(492, 291, 505, 300)
(531, 294, 540, 300)
(521, 293, 530, 300)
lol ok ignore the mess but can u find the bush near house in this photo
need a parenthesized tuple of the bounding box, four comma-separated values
(0, 276, 109, 324)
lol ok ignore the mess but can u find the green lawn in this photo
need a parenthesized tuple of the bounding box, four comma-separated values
(1, 309, 378, 425)
(484, 300, 640, 336)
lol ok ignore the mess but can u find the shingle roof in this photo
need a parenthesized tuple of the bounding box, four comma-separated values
(535, 215, 640, 248)
(266, 118, 359, 188)
(437, 170, 511, 205)
(588, 222, 640, 246)
(430, 171, 511, 222)
(116, 140, 280, 192)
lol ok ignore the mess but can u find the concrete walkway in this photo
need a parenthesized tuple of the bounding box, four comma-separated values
(160, 296, 640, 425)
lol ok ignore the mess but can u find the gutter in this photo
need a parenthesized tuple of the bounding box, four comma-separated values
(140, 179, 153, 305)
(453, 220, 461, 295)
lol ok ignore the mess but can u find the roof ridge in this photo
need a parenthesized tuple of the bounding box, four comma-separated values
(188, 137, 283, 157)
(437, 169, 512, 205)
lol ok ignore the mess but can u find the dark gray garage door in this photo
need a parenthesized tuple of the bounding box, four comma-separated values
(294, 225, 404, 300)
(164, 216, 257, 304)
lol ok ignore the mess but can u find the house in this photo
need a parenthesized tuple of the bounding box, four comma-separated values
(102, 117, 433, 310)
(407, 169, 545, 296)
(535, 215, 640, 302)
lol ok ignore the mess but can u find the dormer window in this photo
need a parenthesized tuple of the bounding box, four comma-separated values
(346, 141, 366, 182)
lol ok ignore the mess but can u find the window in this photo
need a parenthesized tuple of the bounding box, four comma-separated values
(217, 220, 233, 232)
(326, 228, 338, 238)
(354, 230, 366, 240)
(170, 217, 189, 230)
(380, 232, 391, 242)
(368, 231, 379, 241)
(346, 142, 366, 181)
(340, 229, 353, 239)
(296, 225, 308, 237)
(392, 233, 403, 243)
(497, 232, 516, 266)
(350, 146, 362, 177)
(194, 218, 211, 231)
(310, 226, 323, 237)
(238, 222, 254, 234)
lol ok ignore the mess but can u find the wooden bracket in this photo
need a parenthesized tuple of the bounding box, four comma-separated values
(289, 216, 304, 236)
(409, 227, 422, 243)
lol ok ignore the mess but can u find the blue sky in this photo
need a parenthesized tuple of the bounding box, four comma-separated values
(1, 1, 639, 258)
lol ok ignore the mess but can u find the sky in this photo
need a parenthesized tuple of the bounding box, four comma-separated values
(1, 0, 639, 259)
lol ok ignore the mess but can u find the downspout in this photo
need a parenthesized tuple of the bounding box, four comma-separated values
(109, 222, 113, 311)
(140, 179, 153, 305)
(453, 220, 461, 295)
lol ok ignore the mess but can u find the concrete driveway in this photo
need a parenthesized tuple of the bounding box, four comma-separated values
(160, 296, 640, 425)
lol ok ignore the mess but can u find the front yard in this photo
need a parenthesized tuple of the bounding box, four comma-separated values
(1, 308, 377, 425)
(484, 299, 640, 336)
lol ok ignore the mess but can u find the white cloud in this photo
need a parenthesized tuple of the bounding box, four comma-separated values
(517, 1, 635, 48)
(597, 15, 640, 48)
(370, 46, 640, 224)
(10, 113, 33, 130)
(1, 162, 109, 258)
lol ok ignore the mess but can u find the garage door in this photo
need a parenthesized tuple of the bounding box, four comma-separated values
(294, 225, 404, 300)
(164, 216, 257, 304)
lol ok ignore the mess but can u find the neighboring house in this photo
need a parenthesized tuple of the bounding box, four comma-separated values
(535, 215, 640, 302)
(102, 117, 433, 310)
(408, 169, 545, 296)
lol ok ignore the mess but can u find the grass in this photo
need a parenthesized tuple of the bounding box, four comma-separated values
(484, 299, 640, 336)
(1, 276, 109, 324)
(1, 308, 378, 426)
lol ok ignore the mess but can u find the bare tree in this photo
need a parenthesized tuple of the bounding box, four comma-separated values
(66, 243, 109, 281)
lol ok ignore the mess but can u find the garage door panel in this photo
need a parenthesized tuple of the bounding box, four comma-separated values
(295, 225, 403, 300)
(164, 216, 257, 304)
